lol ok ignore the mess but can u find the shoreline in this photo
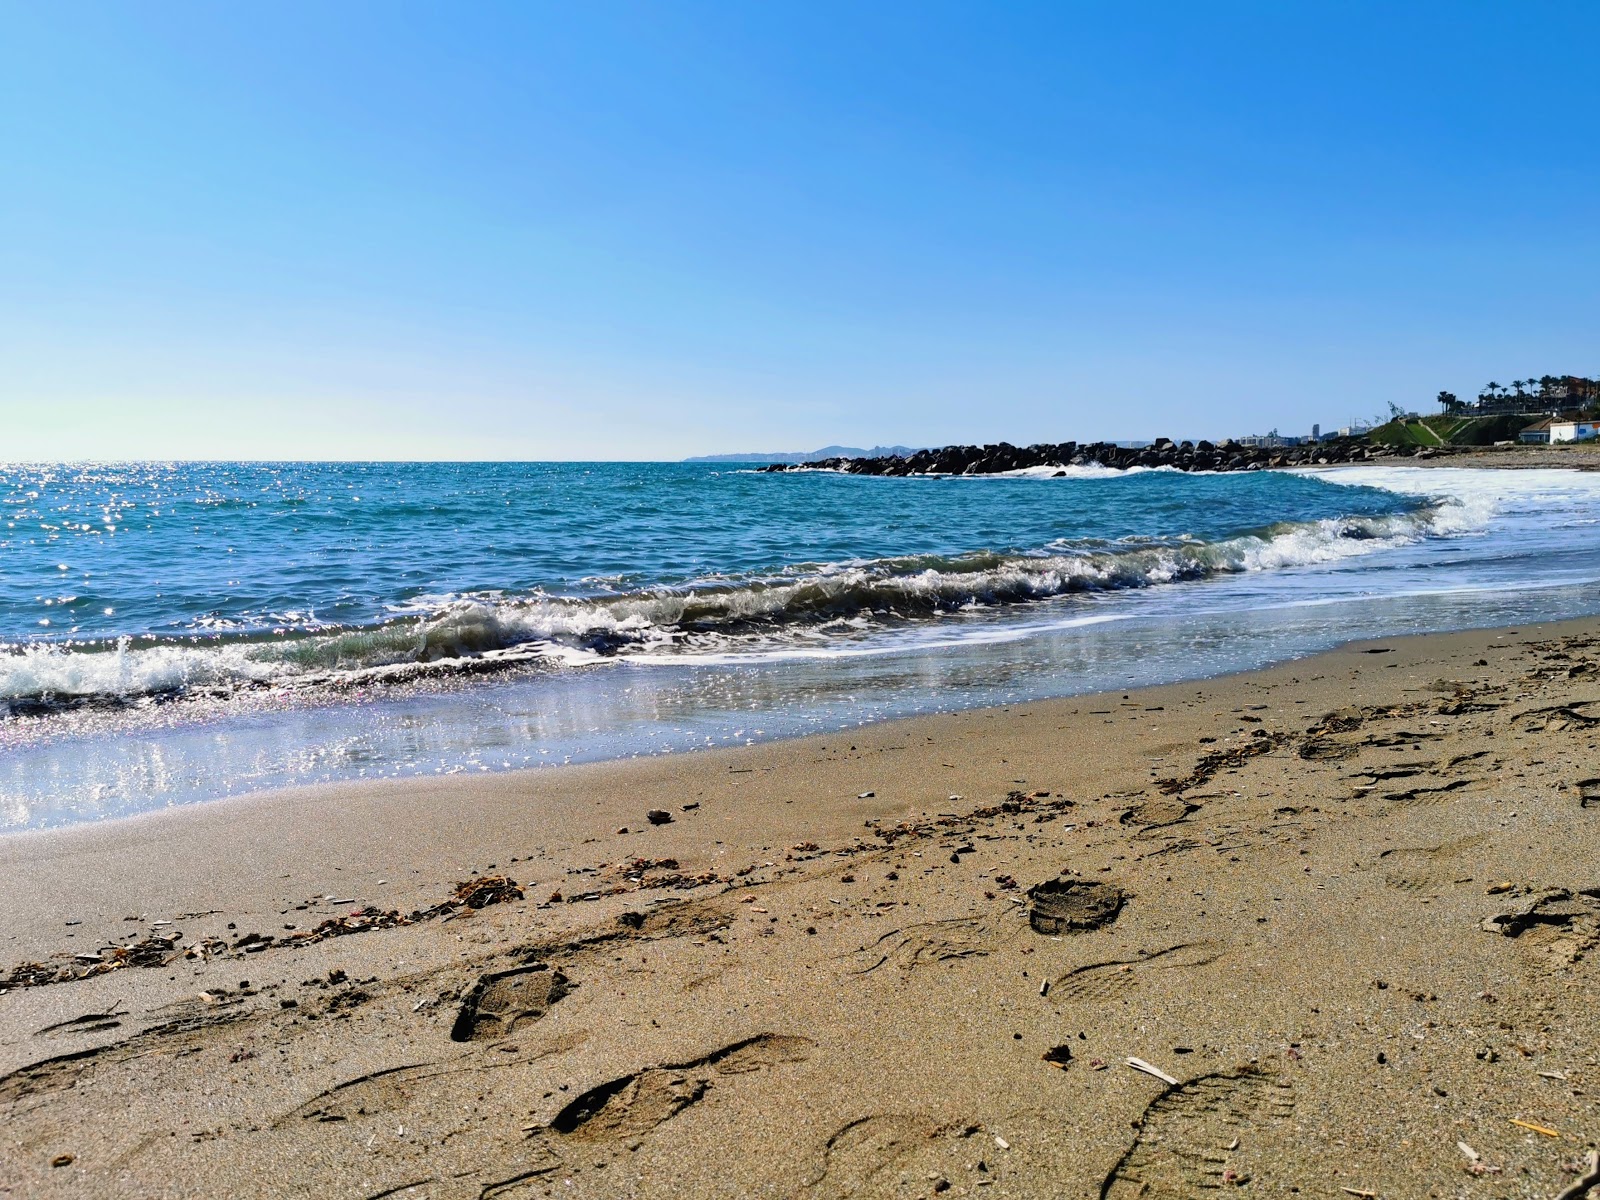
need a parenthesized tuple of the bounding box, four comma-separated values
(13, 456, 1600, 831)
(2, 616, 1597, 1196)
(0, 604, 1586, 848)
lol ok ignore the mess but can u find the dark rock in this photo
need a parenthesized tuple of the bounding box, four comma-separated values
(760, 434, 1382, 478)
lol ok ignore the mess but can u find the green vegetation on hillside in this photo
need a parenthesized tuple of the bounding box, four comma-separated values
(1369, 413, 1532, 447)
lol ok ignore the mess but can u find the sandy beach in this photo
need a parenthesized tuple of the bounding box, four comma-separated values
(10, 2, 1600, 1195)
(1408, 445, 1600, 471)
(2, 619, 1596, 1198)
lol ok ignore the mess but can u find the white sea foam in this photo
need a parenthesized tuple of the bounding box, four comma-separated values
(1307, 464, 1600, 530)
(0, 500, 1476, 709)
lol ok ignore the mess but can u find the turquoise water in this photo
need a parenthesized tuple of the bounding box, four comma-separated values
(0, 461, 1426, 699)
(5, 460, 1600, 828)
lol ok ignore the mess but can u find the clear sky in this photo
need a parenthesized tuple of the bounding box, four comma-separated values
(2, 2, 1596, 460)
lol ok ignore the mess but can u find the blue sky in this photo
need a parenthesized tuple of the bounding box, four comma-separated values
(2, 2, 1596, 460)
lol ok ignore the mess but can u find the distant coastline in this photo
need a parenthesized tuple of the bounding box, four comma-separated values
(682, 444, 919, 464)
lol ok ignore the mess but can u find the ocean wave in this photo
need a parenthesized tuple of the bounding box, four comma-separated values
(0, 504, 1467, 711)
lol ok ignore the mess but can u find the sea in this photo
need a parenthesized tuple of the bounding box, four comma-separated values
(4, 460, 1600, 831)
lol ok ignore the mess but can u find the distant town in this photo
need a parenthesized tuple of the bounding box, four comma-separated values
(693, 373, 1600, 466)
(1238, 372, 1600, 450)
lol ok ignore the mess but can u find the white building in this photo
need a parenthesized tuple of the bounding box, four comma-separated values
(1520, 418, 1554, 443)
(1550, 420, 1600, 443)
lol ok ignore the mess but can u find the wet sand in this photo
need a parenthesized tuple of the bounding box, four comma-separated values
(1, 620, 1597, 1197)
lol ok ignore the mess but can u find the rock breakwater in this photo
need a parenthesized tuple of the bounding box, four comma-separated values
(760, 436, 1433, 475)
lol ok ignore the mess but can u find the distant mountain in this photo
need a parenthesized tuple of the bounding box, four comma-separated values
(684, 445, 921, 464)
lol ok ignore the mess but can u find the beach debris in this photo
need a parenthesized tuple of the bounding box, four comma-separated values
(1041, 1044, 1072, 1068)
(3, 934, 180, 988)
(864, 790, 1074, 845)
(452, 874, 523, 909)
(646, 809, 674, 825)
(1458, 1141, 1480, 1162)
(1125, 1057, 1181, 1086)
(1159, 728, 1288, 793)
(1026, 878, 1127, 935)
(857, 791, 875, 798)
(51, 1154, 74, 1168)
(6, 874, 524, 990)
(1038, 979, 1050, 997)
(993, 1134, 1010, 1151)
(1338, 1189, 1377, 1198)
(1509, 1117, 1562, 1137)
(1552, 1150, 1600, 1200)
(183, 937, 231, 962)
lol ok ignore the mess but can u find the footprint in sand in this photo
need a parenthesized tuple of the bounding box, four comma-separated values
(1514, 702, 1600, 734)
(1481, 888, 1600, 968)
(543, 1033, 814, 1143)
(799, 1113, 941, 1196)
(0, 1010, 251, 1105)
(1371, 835, 1487, 893)
(1100, 1068, 1295, 1198)
(1028, 880, 1128, 936)
(275, 1030, 587, 1128)
(1300, 716, 1445, 761)
(1382, 777, 1483, 807)
(1382, 873, 1434, 894)
(451, 964, 571, 1042)
(1052, 942, 1221, 1005)
(1120, 797, 1199, 832)
(846, 918, 1015, 977)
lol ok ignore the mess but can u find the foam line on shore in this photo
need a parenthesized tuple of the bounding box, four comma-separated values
(0, 502, 1468, 711)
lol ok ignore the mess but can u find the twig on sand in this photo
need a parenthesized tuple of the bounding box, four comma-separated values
(1512, 1118, 1563, 1138)
(1553, 1150, 1600, 1200)
(1338, 1188, 1378, 1198)
(1125, 1057, 1180, 1086)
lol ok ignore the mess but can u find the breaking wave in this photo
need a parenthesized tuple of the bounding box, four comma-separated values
(0, 503, 1468, 712)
